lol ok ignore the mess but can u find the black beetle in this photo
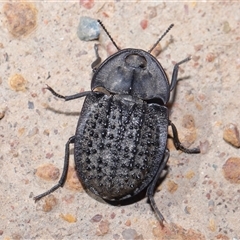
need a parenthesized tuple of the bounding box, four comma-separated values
(34, 20, 200, 224)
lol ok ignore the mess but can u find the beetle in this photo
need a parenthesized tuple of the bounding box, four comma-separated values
(34, 20, 200, 224)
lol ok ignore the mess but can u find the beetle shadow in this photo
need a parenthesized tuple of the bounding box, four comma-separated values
(167, 76, 191, 110)
(45, 105, 80, 117)
(84, 166, 170, 208)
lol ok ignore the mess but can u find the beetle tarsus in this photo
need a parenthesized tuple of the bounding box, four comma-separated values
(45, 84, 66, 100)
(34, 183, 62, 202)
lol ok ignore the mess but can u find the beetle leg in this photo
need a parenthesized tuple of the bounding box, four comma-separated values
(34, 136, 75, 202)
(169, 56, 191, 91)
(45, 85, 92, 101)
(147, 150, 170, 226)
(169, 120, 200, 154)
(91, 44, 102, 71)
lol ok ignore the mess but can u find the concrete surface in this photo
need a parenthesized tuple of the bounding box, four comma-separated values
(0, 2, 240, 240)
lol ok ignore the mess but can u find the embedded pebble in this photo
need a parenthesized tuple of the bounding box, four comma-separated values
(147, 6, 157, 19)
(223, 123, 240, 148)
(28, 101, 34, 109)
(62, 194, 75, 204)
(42, 195, 58, 212)
(18, 127, 25, 136)
(43, 129, 50, 136)
(9, 74, 27, 91)
(134, 234, 144, 240)
(27, 126, 39, 137)
(194, 44, 203, 51)
(168, 114, 197, 150)
(110, 212, 116, 219)
(80, 0, 94, 9)
(208, 218, 216, 232)
(179, 114, 197, 147)
(151, 43, 162, 57)
(182, 114, 195, 129)
(45, 152, 53, 159)
(152, 225, 164, 238)
(96, 220, 109, 236)
(208, 199, 215, 209)
(60, 213, 77, 223)
(185, 170, 195, 179)
(167, 180, 178, 193)
(124, 219, 131, 226)
(91, 214, 102, 223)
(206, 52, 215, 62)
(222, 157, 240, 184)
(122, 228, 138, 240)
(113, 234, 120, 240)
(191, 55, 200, 63)
(222, 21, 231, 33)
(66, 166, 83, 191)
(140, 19, 148, 30)
(11, 233, 22, 240)
(3, 2, 37, 37)
(35, 163, 60, 181)
(215, 234, 230, 240)
(184, 206, 191, 214)
(152, 223, 205, 239)
(77, 17, 100, 41)
(106, 42, 118, 56)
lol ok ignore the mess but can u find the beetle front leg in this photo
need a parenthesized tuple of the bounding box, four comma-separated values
(91, 44, 102, 70)
(45, 85, 92, 101)
(169, 120, 200, 154)
(34, 136, 75, 202)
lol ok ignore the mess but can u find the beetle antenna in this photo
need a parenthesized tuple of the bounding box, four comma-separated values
(97, 20, 121, 51)
(148, 24, 174, 54)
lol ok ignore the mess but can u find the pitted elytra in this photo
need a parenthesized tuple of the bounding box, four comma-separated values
(34, 20, 200, 224)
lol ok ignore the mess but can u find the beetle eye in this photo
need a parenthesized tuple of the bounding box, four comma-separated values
(125, 54, 147, 69)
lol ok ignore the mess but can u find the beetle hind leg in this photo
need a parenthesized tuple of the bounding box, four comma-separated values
(34, 136, 75, 202)
(169, 120, 200, 154)
(147, 150, 170, 225)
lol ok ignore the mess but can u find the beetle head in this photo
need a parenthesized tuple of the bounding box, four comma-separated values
(91, 21, 174, 104)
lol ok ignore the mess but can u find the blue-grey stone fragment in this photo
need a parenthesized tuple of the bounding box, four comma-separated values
(77, 17, 100, 41)
(28, 101, 34, 109)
